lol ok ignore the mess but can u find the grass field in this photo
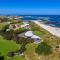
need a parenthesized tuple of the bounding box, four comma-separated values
(0, 22, 26, 60)
(0, 36, 26, 60)
(0, 21, 60, 60)
(25, 43, 38, 60)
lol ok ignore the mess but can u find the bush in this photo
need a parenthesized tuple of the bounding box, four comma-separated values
(14, 28, 30, 34)
(20, 45, 26, 53)
(16, 37, 34, 45)
(0, 53, 4, 60)
(0, 56, 4, 60)
(2, 24, 9, 32)
(7, 52, 15, 57)
(35, 42, 52, 55)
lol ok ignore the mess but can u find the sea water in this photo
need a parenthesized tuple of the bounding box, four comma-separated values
(20, 15, 60, 27)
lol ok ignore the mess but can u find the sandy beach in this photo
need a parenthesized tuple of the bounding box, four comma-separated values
(33, 21, 60, 37)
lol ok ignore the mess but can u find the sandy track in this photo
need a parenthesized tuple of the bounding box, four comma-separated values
(33, 21, 60, 37)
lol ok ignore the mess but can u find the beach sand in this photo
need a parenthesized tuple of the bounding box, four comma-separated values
(33, 21, 60, 37)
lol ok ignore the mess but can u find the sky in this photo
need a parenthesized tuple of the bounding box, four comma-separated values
(0, 0, 60, 15)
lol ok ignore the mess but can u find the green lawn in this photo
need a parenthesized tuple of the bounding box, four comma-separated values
(0, 22, 26, 60)
(0, 36, 26, 60)
(33, 31, 44, 36)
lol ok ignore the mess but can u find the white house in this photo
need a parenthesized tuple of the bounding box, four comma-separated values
(25, 31, 33, 37)
(17, 31, 42, 44)
(7, 22, 11, 24)
(21, 24, 30, 29)
(6, 29, 10, 32)
(25, 31, 42, 44)
(31, 35, 41, 44)
(9, 25, 13, 29)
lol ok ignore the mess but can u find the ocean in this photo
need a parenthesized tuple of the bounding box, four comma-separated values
(19, 15, 60, 27)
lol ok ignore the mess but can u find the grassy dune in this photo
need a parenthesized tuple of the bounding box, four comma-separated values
(28, 22, 60, 60)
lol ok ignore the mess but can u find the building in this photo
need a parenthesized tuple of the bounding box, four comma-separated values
(25, 31, 33, 37)
(8, 21, 30, 30)
(21, 24, 30, 29)
(9, 24, 21, 30)
(25, 31, 41, 44)
(31, 35, 41, 44)
(17, 31, 42, 44)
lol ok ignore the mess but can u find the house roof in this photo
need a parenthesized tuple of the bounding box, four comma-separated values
(7, 22, 11, 24)
(31, 35, 41, 39)
(18, 31, 41, 40)
(25, 31, 33, 37)
(21, 24, 29, 27)
(18, 32, 26, 38)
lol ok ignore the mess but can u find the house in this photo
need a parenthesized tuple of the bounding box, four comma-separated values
(7, 22, 11, 24)
(9, 24, 21, 30)
(55, 45, 60, 52)
(17, 31, 42, 44)
(6, 24, 20, 31)
(21, 21, 30, 29)
(9, 25, 14, 29)
(17, 31, 33, 38)
(8, 21, 30, 30)
(25, 31, 33, 37)
(25, 31, 41, 44)
(31, 35, 41, 44)
(6, 29, 10, 32)
(14, 24, 21, 29)
(18, 32, 27, 38)
(21, 24, 30, 29)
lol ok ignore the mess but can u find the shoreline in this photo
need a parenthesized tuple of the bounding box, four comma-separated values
(33, 21, 60, 37)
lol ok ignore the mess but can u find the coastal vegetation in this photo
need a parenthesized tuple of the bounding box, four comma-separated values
(35, 42, 52, 55)
(0, 19, 60, 60)
(0, 36, 26, 60)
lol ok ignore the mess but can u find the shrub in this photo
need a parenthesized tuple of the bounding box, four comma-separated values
(0, 56, 4, 60)
(0, 53, 4, 60)
(16, 37, 34, 45)
(7, 52, 15, 57)
(35, 42, 52, 55)
(20, 45, 26, 53)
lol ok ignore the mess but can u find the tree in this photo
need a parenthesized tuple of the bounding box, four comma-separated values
(0, 17, 9, 22)
(2, 24, 9, 32)
(7, 52, 15, 57)
(35, 42, 52, 55)
(16, 37, 34, 45)
(0, 53, 4, 60)
(0, 56, 4, 60)
(20, 44, 26, 53)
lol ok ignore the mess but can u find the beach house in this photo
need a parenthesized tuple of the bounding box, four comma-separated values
(17, 31, 41, 44)
(21, 23, 30, 29)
